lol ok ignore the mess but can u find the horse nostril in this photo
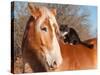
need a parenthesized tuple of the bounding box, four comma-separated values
(53, 60, 57, 66)
(50, 60, 57, 69)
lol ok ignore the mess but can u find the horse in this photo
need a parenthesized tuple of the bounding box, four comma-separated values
(22, 4, 97, 73)
(22, 4, 62, 73)
(55, 38, 97, 71)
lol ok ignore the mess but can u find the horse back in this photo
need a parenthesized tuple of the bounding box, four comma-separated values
(57, 38, 97, 71)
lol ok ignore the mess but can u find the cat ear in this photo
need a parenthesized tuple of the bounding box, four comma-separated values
(28, 3, 41, 19)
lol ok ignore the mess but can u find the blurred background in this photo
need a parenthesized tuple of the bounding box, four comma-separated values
(11, 1, 97, 73)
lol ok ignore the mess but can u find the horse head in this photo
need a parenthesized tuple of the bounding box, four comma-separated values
(22, 3, 62, 71)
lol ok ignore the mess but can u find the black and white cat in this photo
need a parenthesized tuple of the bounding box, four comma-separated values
(59, 25, 93, 49)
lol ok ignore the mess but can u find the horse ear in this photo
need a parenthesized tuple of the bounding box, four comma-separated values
(54, 24, 60, 36)
(50, 8, 56, 16)
(28, 3, 41, 19)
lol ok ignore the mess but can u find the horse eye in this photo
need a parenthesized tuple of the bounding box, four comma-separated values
(41, 27, 47, 32)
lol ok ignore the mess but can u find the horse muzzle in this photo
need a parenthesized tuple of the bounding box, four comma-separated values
(45, 53, 62, 71)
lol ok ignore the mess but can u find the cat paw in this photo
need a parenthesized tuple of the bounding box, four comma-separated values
(70, 43, 73, 45)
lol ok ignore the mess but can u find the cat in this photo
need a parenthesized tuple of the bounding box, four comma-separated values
(59, 24, 93, 49)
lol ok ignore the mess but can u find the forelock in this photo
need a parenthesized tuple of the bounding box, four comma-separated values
(36, 6, 57, 32)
